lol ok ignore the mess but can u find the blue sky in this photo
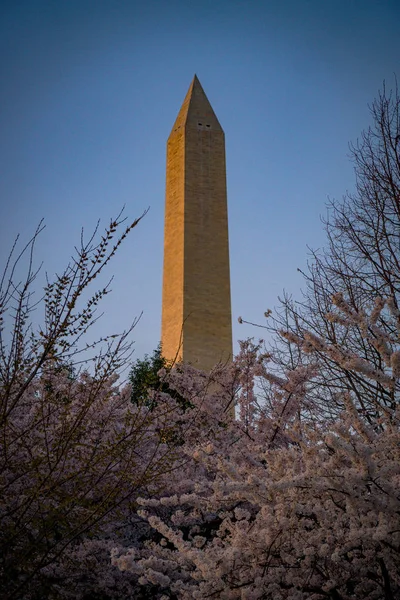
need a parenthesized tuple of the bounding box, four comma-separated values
(1, 0, 399, 362)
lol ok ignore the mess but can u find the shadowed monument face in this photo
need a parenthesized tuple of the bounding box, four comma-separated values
(161, 75, 232, 371)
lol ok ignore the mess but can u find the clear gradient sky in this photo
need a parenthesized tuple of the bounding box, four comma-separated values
(1, 0, 400, 361)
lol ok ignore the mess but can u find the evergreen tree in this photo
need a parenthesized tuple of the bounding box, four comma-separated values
(129, 344, 190, 409)
(130, 344, 166, 405)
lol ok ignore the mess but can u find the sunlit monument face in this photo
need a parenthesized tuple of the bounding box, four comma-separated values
(161, 75, 232, 371)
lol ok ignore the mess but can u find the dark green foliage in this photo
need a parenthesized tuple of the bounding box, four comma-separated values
(129, 344, 190, 410)
(130, 344, 166, 405)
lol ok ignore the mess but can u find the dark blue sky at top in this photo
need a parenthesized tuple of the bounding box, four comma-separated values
(1, 0, 399, 362)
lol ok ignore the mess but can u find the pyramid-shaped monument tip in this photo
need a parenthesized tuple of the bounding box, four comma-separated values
(169, 75, 222, 134)
(191, 74, 205, 92)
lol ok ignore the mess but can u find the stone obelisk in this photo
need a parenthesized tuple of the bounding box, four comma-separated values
(161, 75, 232, 371)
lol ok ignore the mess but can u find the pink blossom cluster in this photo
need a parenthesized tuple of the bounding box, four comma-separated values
(113, 299, 400, 599)
(0, 357, 224, 597)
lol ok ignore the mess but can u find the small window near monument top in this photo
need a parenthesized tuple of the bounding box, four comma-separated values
(198, 122, 202, 126)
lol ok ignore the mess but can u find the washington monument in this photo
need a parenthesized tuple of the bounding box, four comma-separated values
(161, 75, 232, 371)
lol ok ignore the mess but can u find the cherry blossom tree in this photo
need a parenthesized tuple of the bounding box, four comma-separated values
(113, 299, 400, 600)
(264, 81, 400, 421)
(0, 213, 207, 599)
